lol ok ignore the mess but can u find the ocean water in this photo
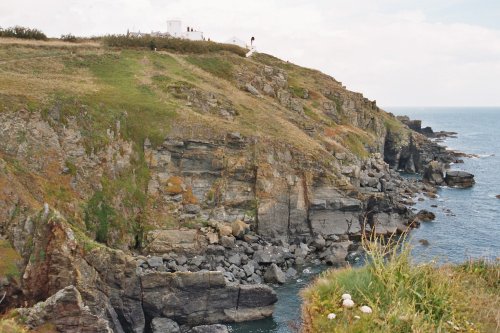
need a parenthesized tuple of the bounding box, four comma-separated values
(387, 107, 500, 263)
(230, 107, 500, 333)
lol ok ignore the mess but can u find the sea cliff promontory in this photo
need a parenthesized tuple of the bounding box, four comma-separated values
(0, 35, 463, 332)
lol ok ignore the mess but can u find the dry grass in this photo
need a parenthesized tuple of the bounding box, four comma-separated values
(0, 37, 100, 47)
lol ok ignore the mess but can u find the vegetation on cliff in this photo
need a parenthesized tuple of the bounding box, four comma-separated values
(0, 35, 404, 249)
(302, 239, 500, 333)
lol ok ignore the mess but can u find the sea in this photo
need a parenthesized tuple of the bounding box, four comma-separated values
(229, 107, 500, 333)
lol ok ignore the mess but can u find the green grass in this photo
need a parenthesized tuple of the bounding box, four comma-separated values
(302, 238, 500, 333)
(62, 50, 178, 149)
(186, 55, 234, 81)
(0, 239, 21, 280)
(343, 132, 371, 158)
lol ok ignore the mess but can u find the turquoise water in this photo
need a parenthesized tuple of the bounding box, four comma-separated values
(230, 107, 500, 332)
(229, 265, 325, 333)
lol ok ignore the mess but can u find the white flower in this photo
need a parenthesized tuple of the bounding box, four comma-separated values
(327, 313, 336, 320)
(342, 299, 355, 308)
(354, 315, 361, 320)
(341, 293, 352, 300)
(360, 305, 372, 314)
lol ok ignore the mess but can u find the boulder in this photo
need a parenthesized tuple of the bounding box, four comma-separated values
(245, 84, 260, 96)
(145, 230, 201, 254)
(228, 254, 241, 266)
(206, 232, 219, 245)
(416, 210, 436, 222)
(220, 236, 235, 248)
(263, 264, 286, 284)
(285, 267, 297, 279)
(231, 220, 249, 239)
(184, 204, 201, 214)
(312, 234, 326, 250)
(423, 161, 445, 185)
(151, 318, 180, 333)
(253, 246, 284, 264)
(147, 256, 164, 268)
(189, 324, 229, 333)
(445, 171, 475, 188)
(218, 225, 233, 237)
(242, 263, 255, 277)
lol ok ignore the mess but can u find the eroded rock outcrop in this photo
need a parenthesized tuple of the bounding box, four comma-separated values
(445, 171, 475, 188)
(142, 271, 277, 325)
(16, 286, 113, 333)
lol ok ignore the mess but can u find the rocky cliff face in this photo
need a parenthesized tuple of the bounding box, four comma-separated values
(0, 39, 452, 331)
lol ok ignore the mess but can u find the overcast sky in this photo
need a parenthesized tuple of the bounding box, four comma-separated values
(2, 0, 500, 106)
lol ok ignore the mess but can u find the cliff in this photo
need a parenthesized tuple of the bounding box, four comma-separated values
(0, 37, 453, 331)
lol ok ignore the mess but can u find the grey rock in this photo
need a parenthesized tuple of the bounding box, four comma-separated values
(184, 204, 201, 214)
(190, 256, 204, 267)
(141, 271, 277, 325)
(242, 264, 255, 276)
(189, 324, 229, 333)
(445, 170, 475, 188)
(312, 235, 326, 250)
(263, 263, 286, 284)
(151, 317, 180, 333)
(246, 84, 261, 96)
(250, 273, 262, 284)
(220, 236, 235, 248)
(176, 255, 188, 266)
(148, 256, 164, 268)
(285, 267, 297, 278)
(228, 254, 241, 266)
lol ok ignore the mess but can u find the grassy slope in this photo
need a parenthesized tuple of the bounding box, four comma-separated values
(0, 37, 409, 247)
(302, 241, 500, 333)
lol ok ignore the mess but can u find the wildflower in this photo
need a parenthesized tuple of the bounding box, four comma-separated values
(341, 293, 352, 300)
(342, 299, 355, 308)
(354, 315, 361, 320)
(327, 313, 336, 320)
(360, 305, 372, 314)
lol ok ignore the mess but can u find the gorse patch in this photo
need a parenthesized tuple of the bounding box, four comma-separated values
(0, 26, 47, 40)
(102, 35, 247, 57)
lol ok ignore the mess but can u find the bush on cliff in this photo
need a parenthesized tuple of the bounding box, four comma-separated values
(302, 238, 500, 333)
(0, 26, 47, 40)
(102, 34, 247, 57)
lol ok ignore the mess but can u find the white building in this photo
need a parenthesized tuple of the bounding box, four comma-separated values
(167, 20, 204, 41)
(166, 20, 182, 37)
(225, 36, 247, 48)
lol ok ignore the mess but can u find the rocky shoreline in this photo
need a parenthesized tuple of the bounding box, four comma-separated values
(0, 113, 469, 333)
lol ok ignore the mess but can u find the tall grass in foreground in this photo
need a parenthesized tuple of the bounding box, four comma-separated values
(302, 236, 499, 332)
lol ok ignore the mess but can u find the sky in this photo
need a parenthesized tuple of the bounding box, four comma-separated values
(1, 0, 500, 107)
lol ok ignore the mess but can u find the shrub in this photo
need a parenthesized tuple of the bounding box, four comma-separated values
(0, 26, 47, 40)
(84, 191, 115, 244)
(60, 33, 77, 42)
(102, 34, 247, 57)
